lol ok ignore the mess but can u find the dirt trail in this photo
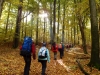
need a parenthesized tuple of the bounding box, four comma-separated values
(0, 45, 84, 75)
(29, 47, 69, 75)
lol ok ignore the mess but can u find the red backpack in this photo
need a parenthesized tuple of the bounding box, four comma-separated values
(52, 45, 58, 52)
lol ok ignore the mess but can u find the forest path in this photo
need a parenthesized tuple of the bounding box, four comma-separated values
(0, 45, 86, 75)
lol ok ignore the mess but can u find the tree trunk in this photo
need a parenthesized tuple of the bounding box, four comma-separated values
(13, 0, 23, 48)
(31, 14, 34, 37)
(53, 0, 56, 42)
(49, 1, 53, 44)
(36, 1, 39, 45)
(57, 0, 60, 42)
(36, 18, 39, 45)
(0, 0, 4, 18)
(24, 19, 27, 37)
(99, 18, 100, 57)
(78, 16, 87, 54)
(88, 0, 100, 68)
(5, 3, 11, 36)
(62, 1, 66, 43)
(21, 12, 25, 38)
(43, 18, 46, 42)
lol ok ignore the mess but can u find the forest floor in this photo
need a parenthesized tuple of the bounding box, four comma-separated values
(0, 44, 100, 75)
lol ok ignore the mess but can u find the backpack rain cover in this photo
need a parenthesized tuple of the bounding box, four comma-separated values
(20, 36, 32, 56)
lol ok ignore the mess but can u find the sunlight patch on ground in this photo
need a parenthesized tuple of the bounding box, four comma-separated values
(68, 52, 84, 55)
(67, 48, 84, 55)
(57, 59, 71, 72)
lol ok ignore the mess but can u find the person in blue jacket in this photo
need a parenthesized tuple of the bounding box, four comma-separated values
(38, 43, 50, 75)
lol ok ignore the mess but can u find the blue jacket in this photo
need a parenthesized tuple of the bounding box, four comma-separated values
(38, 47, 50, 62)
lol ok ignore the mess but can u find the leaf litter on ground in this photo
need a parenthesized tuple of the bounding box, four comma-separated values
(0, 44, 100, 75)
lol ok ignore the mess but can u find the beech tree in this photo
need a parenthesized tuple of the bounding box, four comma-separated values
(88, 0, 100, 68)
(13, 0, 23, 48)
(52, 0, 56, 42)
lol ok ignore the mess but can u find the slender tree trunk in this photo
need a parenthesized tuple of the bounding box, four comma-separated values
(88, 0, 100, 67)
(36, 0, 39, 45)
(36, 18, 39, 45)
(73, 0, 77, 45)
(9, 22, 13, 40)
(31, 14, 34, 37)
(43, 18, 46, 42)
(49, 1, 53, 44)
(53, 0, 56, 42)
(77, 25, 80, 44)
(99, 18, 100, 57)
(21, 11, 25, 38)
(75, 0, 87, 54)
(73, 21, 76, 45)
(57, 0, 60, 42)
(62, 1, 66, 43)
(68, 26, 69, 43)
(45, 21, 47, 42)
(71, 27, 73, 43)
(78, 16, 87, 54)
(24, 13, 27, 37)
(13, 0, 23, 48)
(5, 3, 11, 36)
(0, 0, 5, 18)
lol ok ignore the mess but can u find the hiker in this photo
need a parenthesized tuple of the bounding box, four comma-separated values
(51, 42, 58, 60)
(58, 42, 64, 59)
(61, 42, 65, 57)
(65, 43, 69, 51)
(38, 43, 50, 75)
(20, 37, 36, 75)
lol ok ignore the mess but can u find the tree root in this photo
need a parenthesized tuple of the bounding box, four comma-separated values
(76, 59, 89, 75)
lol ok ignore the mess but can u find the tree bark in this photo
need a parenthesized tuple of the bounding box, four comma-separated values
(88, 0, 100, 67)
(36, 18, 39, 45)
(13, 0, 23, 48)
(43, 18, 46, 42)
(53, 0, 56, 42)
(49, 1, 53, 44)
(75, 0, 87, 54)
(5, 3, 11, 36)
(99, 18, 100, 57)
(78, 16, 87, 54)
(57, 0, 60, 42)
(0, 0, 5, 18)
(62, 0, 66, 43)
(36, 1, 39, 45)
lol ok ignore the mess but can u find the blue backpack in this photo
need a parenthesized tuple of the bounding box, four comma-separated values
(20, 36, 32, 56)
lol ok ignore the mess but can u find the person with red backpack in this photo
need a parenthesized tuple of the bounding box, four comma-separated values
(20, 37, 36, 75)
(51, 42, 58, 60)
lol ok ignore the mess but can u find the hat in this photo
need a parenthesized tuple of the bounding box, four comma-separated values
(43, 43, 46, 46)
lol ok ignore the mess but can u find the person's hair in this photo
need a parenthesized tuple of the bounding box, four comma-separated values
(43, 43, 46, 46)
